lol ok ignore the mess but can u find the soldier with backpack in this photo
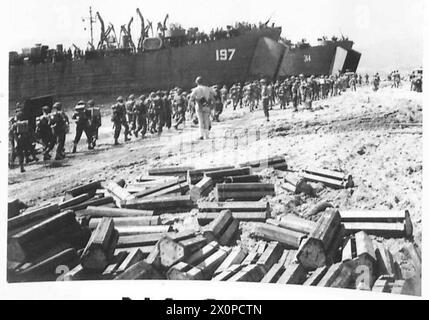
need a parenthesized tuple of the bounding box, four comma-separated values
(71, 100, 93, 153)
(87, 100, 102, 148)
(50, 102, 69, 160)
(36, 106, 56, 160)
(11, 112, 34, 172)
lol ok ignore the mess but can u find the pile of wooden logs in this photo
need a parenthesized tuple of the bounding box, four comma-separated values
(6, 161, 420, 296)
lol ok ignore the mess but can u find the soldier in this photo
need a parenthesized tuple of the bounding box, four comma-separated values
(50, 102, 69, 160)
(71, 100, 93, 153)
(35, 106, 55, 160)
(125, 94, 136, 132)
(277, 81, 287, 109)
(365, 73, 369, 85)
(87, 100, 102, 148)
(133, 94, 148, 138)
(8, 105, 21, 167)
(153, 91, 164, 135)
(372, 73, 381, 91)
(10, 112, 32, 172)
(173, 88, 187, 129)
(212, 85, 223, 122)
(117, 96, 131, 141)
(349, 76, 357, 91)
(260, 79, 270, 121)
(220, 85, 229, 109)
(189, 76, 215, 140)
(111, 97, 124, 145)
(162, 91, 172, 130)
(292, 79, 300, 112)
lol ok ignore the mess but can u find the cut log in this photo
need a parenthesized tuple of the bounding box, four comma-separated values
(301, 172, 349, 189)
(8, 203, 59, 230)
(187, 166, 235, 185)
(114, 225, 171, 236)
(224, 175, 260, 183)
(190, 177, 214, 201)
(325, 224, 346, 264)
(101, 181, 135, 208)
(218, 219, 239, 246)
(340, 210, 413, 238)
(81, 218, 118, 271)
(374, 242, 399, 279)
(272, 215, 317, 234)
(296, 209, 341, 270)
(307, 201, 334, 217)
(123, 195, 194, 213)
(256, 242, 284, 272)
(61, 264, 100, 281)
(88, 216, 160, 229)
(66, 181, 102, 198)
(158, 235, 207, 268)
(137, 174, 180, 182)
(115, 260, 164, 280)
(205, 167, 251, 183)
(276, 263, 307, 284)
(198, 201, 269, 213)
(148, 166, 194, 176)
(144, 181, 189, 199)
(261, 263, 285, 283)
(227, 264, 266, 282)
(343, 222, 410, 238)
(203, 210, 233, 241)
(251, 223, 306, 249)
(81, 206, 154, 218)
(59, 194, 91, 210)
(329, 261, 355, 288)
(214, 247, 248, 276)
(197, 211, 268, 226)
(189, 247, 230, 280)
(215, 183, 275, 201)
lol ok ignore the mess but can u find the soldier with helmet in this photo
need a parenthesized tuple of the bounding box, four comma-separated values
(126, 94, 136, 132)
(133, 94, 148, 138)
(36, 105, 56, 160)
(10, 111, 33, 172)
(111, 96, 129, 145)
(172, 88, 187, 130)
(50, 102, 69, 160)
(260, 79, 270, 121)
(71, 100, 93, 153)
(87, 99, 102, 148)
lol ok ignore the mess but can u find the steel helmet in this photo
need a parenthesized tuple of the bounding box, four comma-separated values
(53, 102, 62, 110)
(195, 76, 203, 85)
(87, 100, 95, 107)
(128, 94, 135, 100)
(117, 96, 124, 102)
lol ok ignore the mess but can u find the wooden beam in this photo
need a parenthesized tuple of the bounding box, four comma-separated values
(343, 222, 410, 238)
(187, 166, 235, 185)
(256, 242, 284, 273)
(198, 201, 269, 213)
(276, 263, 307, 284)
(227, 264, 266, 282)
(114, 260, 164, 280)
(66, 181, 102, 198)
(197, 211, 268, 226)
(205, 167, 251, 183)
(88, 216, 161, 229)
(190, 177, 214, 201)
(8, 203, 59, 230)
(203, 210, 233, 241)
(251, 223, 306, 249)
(271, 215, 317, 234)
(158, 235, 207, 268)
(59, 194, 91, 210)
(101, 181, 135, 208)
(81, 206, 154, 218)
(123, 195, 194, 213)
(224, 175, 260, 183)
(214, 247, 248, 276)
(147, 166, 194, 176)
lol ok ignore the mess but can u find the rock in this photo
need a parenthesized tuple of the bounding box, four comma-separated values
(357, 147, 366, 155)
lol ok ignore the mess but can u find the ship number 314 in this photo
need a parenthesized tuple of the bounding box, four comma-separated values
(216, 49, 236, 61)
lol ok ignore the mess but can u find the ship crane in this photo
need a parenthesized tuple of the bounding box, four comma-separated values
(136, 8, 147, 51)
(119, 18, 136, 52)
(157, 14, 169, 38)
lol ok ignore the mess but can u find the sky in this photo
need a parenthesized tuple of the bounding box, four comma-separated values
(7, 0, 425, 73)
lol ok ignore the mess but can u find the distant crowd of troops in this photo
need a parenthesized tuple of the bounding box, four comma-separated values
(10, 70, 419, 173)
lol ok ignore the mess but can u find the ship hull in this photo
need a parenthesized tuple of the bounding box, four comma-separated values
(9, 29, 360, 103)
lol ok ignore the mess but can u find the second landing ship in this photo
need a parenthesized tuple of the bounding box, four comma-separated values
(9, 10, 361, 102)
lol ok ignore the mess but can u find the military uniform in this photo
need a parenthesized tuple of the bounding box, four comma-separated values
(71, 101, 93, 153)
(125, 95, 136, 132)
(212, 86, 223, 122)
(87, 100, 102, 147)
(112, 96, 129, 144)
(260, 80, 270, 121)
(11, 112, 33, 172)
(134, 95, 148, 137)
(173, 91, 187, 129)
(36, 106, 55, 160)
(50, 102, 69, 160)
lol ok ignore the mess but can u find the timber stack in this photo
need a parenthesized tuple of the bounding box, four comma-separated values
(6, 158, 420, 296)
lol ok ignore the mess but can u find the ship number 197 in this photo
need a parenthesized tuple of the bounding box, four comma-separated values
(216, 49, 235, 61)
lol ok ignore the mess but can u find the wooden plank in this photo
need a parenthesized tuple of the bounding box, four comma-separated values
(296, 209, 341, 270)
(241, 245, 260, 266)
(115, 248, 146, 274)
(239, 156, 286, 168)
(205, 167, 251, 183)
(212, 264, 243, 281)
(316, 262, 344, 287)
(372, 276, 394, 293)
(256, 242, 284, 272)
(65, 196, 114, 212)
(88, 216, 161, 229)
(123, 195, 194, 213)
(197, 211, 268, 226)
(101, 181, 135, 208)
(301, 172, 347, 189)
(66, 181, 102, 197)
(118, 232, 177, 248)
(148, 166, 194, 176)
(270, 216, 317, 235)
(218, 219, 239, 246)
(59, 194, 91, 210)
(187, 166, 235, 185)
(283, 250, 298, 267)
(303, 266, 329, 286)
(251, 223, 306, 249)
(115, 246, 154, 256)
(304, 168, 353, 186)
(8, 203, 59, 230)
(214, 247, 248, 276)
(224, 175, 260, 183)
(81, 206, 154, 218)
(8, 198, 27, 219)
(343, 222, 408, 238)
(61, 264, 100, 281)
(198, 201, 269, 213)
(227, 264, 266, 282)
(260, 263, 285, 283)
(215, 190, 275, 202)
(101, 251, 128, 279)
(276, 263, 307, 285)
(167, 262, 203, 280)
(185, 241, 219, 266)
(374, 242, 398, 278)
(145, 182, 189, 199)
(194, 247, 230, 279)
(114, 225, 172, 236)
(81, 218, 118, 271)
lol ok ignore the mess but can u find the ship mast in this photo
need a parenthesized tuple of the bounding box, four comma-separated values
(89, 6, 95, 47)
